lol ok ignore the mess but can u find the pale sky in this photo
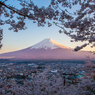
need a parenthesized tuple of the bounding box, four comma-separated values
(0, 0, 95, 54)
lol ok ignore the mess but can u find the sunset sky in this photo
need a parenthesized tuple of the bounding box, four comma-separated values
(0, 0, 95, 54)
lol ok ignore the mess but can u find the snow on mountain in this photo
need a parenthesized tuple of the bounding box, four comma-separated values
(31, 38, 70, 50)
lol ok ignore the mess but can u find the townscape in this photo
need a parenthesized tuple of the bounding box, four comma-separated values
(0, 60, 95, 95)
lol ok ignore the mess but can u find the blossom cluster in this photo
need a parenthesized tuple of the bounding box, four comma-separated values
(0, 0, 95, 50)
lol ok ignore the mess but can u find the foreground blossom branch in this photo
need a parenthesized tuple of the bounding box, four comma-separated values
(0, 0, 95, 51)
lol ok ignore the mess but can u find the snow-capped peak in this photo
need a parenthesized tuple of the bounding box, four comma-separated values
(31, 38, 70, 50)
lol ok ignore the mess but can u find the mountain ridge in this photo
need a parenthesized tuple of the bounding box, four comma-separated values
(0, 38, 94, 60)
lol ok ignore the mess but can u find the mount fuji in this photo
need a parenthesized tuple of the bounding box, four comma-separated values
(0, 38, 94, 60)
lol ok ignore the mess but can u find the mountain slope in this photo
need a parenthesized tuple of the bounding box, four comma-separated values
(0, 38, 94, 60)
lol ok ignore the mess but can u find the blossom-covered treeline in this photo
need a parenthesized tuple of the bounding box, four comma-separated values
(0, 66, 95, 95)
(0, 0, 95, 50)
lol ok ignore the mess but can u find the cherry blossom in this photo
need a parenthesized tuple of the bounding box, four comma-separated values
(0, 0, 95, 50)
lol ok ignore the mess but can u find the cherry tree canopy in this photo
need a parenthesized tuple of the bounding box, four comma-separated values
(0, 0, 95, 51)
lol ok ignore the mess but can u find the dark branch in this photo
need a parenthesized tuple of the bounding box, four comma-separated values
(0, 1, 33, 19)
